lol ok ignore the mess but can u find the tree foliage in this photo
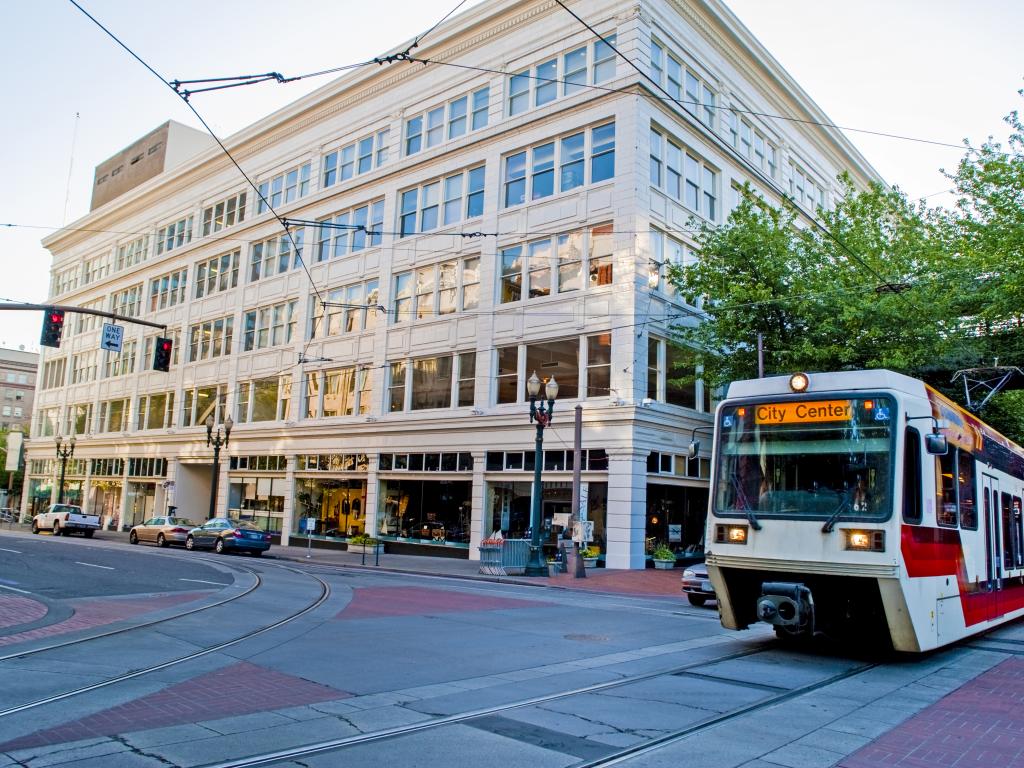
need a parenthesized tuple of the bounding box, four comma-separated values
(667, 91, 1024, 441)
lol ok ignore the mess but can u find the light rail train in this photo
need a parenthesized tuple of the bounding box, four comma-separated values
(700, 369, 1024, 652)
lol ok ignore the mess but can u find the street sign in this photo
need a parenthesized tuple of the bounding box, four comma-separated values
(100, 323, 124, 353)
(305, 517, 317, 532)
(572, 520, 594, 544)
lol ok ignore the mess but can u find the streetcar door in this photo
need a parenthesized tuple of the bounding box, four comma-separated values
(982, 475, 1002, 615)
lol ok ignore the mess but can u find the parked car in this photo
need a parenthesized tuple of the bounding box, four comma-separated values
(681, 561, 716, 607)
(31, 504, 100, 537)
(129, 516, 199, 547)
(185, 518, 272, 556)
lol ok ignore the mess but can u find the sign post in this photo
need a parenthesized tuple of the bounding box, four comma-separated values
(304, 517, 317, 558)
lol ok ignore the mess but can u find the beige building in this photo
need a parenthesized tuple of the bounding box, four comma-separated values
(25, 0, 880, 566)
(1, 347, 37, 434)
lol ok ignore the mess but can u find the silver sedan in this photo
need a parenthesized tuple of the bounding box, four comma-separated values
(129, 516, 200, 547)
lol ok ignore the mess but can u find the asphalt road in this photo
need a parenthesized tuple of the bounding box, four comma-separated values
(0, 530, 233, 598)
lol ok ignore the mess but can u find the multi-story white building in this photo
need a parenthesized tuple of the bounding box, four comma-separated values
(24, 0, 880, 567)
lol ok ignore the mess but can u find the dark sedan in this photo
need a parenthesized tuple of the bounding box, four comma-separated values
(681, 561, 716, 607)
(185, 517, 272, 556)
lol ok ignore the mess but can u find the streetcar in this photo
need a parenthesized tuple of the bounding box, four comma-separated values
(698, 369, 1024, 652)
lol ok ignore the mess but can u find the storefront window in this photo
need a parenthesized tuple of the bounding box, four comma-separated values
(28, 478, 53, 515)
(487, 480, 607, 555)
(645, 483, 707, 556)
(228, 476, 285, 533)
(378, 479, 472, 546)
(293, 478, 367, 538)
(125, 481, 157, 529)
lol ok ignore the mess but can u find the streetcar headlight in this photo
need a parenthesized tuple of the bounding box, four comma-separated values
(715, 524, 748, 544)
(844, 529, 885, 552)
(789, 372, 809, 392)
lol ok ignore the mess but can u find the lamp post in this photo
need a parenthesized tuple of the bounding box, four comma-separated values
(525, 371, 558, 576)
(55, 436, 76, 505)
(206, 415, 233, 520)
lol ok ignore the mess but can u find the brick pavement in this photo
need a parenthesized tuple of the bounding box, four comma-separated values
(0, 591, 211, 647)
(336, 585, 545, 620)
(839, 657, 1024, 768)
(0, 661, 351, 752)
(0, 595, 48, 629)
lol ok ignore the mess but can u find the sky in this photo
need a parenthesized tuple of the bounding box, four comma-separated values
(1, 0, 1020, 352)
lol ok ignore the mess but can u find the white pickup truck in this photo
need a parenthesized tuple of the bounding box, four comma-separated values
(31, 504, 100, 537)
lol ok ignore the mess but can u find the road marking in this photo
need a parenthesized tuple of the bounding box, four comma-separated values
(179, 578, 229, 586)
(0, 584, 32, 594)
(75, 561, 115, 570)
(0, 547, 22, 554)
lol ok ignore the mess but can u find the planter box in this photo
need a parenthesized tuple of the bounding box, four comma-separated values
(582, 557, 598, 569)
(653, 559, 676, 570)
(347, 544, 383, 555)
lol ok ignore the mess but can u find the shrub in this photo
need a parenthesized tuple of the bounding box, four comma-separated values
(349, 533, 379, 546)
(652, 543, 676, 561)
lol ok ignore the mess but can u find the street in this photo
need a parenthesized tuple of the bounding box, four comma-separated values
(0, 530, 1020, 768)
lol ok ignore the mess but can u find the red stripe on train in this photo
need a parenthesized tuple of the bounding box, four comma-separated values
(901, 524, 1024, 626)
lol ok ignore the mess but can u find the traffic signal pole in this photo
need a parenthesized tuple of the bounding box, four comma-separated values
(0, 302, 167, 332)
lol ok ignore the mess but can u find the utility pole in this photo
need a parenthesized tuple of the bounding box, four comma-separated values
(569, 404, 586, 578)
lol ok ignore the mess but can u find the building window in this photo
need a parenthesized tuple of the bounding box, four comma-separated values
(650, 40, 717, 128)
(41, 358, 66, 390)
(243, 300, 297, 351)
(117, 235, 150, 269)
(65, 403, 92, 436)
(194, 251, 240, 299)
(202, 192, 246, 236)
(148, 268, 188, 312)
(510, 36, 617, 116)
(311, 279, 379, 338)
(647, 337, 705, 410)
(110, 284, 143, 318)
(315, 199, 384, 261)
(504, 123, 613, 208)
(70, 351, 98, 384)
(391, 256, 479, 322)
(398, 167, 484, 237)
(137, 392, 176, 430)
(593, 35, 616, 81)
(404, 88, 488, 157)
(74, 298, 105, 335)
(182, 385, 227, 427)
(302, 366, 371, 418)
(256, 161, 312, 214)
(187, 316, 234, 362)
(496, 337, 584, 404)
(237, 376, 291, 423)
(471, 87, 489, 130)
(789, 161, 826, 211)
(249, 230, 304, 282)
(50, 265, 79, 297)
(648, 227, 693, 296)
(155, 217, 192, 256)
(322, 130, 389, 189)
(35, 407, 60, 437)
(386, 352, 475, 412)
(98, 398, 130, 433)
(587, 333, 611, 397)
(82, 253, 110, 285)
(104, 340, 137, 378)
(499, 224, 610, 304)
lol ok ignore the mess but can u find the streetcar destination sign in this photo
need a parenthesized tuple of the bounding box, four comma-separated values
(754, 400, 853, 425)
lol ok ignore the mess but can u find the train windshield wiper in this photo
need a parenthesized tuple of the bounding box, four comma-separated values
(730, 472, 762, 530)
(821, 495, 851, 533)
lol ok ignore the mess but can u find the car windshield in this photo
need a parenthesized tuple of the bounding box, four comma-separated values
(168, 518, 196, 527)
(713, 395, 895, 521)
(52, 504, 81, 514)
(228, 520, 261, 531)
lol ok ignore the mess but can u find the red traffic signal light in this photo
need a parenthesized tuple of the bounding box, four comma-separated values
(40, 309, 65, 348)
(152, 336, 173, 372)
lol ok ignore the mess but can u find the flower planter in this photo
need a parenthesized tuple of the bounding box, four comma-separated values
(653, 559, 676, 570)
(582, 557, 598, 569)
(347, 544, 382, 555)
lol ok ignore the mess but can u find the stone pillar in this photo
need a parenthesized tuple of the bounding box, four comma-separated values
(468, 450, 487, 560)
(364, 454, 379, 537)
(280, 455, 296, 546)
(605, 448, 647, 570)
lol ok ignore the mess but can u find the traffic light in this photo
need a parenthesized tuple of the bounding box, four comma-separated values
(40, 309, 65, 348)
(152, 336, 173, 372)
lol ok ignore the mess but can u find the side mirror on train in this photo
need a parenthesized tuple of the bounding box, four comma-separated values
(925, 432, 948, 455)
(687, 440, 700, 461)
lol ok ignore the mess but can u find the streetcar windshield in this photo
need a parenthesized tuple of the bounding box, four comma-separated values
(713, 395, 895, 521)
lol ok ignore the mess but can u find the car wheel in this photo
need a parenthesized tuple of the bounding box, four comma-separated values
(185, 536, 195, 551)
(52, 522, 60, 536)
(215, 539, 226, 554)
(687, 594, 707, 607)
(84, 529, 94, 539)
(129, 531, 139, 545)
(157, 534, 168, 548)
(31, 521, 39, 534)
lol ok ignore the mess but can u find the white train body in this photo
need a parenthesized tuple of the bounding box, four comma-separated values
(704, 370, 1024, 652)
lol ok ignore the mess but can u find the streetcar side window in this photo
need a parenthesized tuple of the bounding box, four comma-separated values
(1002, 493, 1015, 568)
(1015, 497, 1024, 568)
(903, 427, 923, 524)
(958, 451, 978, 530)
(936, 449, 958, 527)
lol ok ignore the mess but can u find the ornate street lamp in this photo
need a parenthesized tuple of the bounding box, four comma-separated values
(55, 435, 76, 505)
(206, 415, 233, 519)
(525, 371, 558, 576)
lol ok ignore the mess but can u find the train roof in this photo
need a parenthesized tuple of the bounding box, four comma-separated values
(724, 370, 926, 400)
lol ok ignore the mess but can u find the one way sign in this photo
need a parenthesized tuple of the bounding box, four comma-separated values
(100, 323, 124, 353)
